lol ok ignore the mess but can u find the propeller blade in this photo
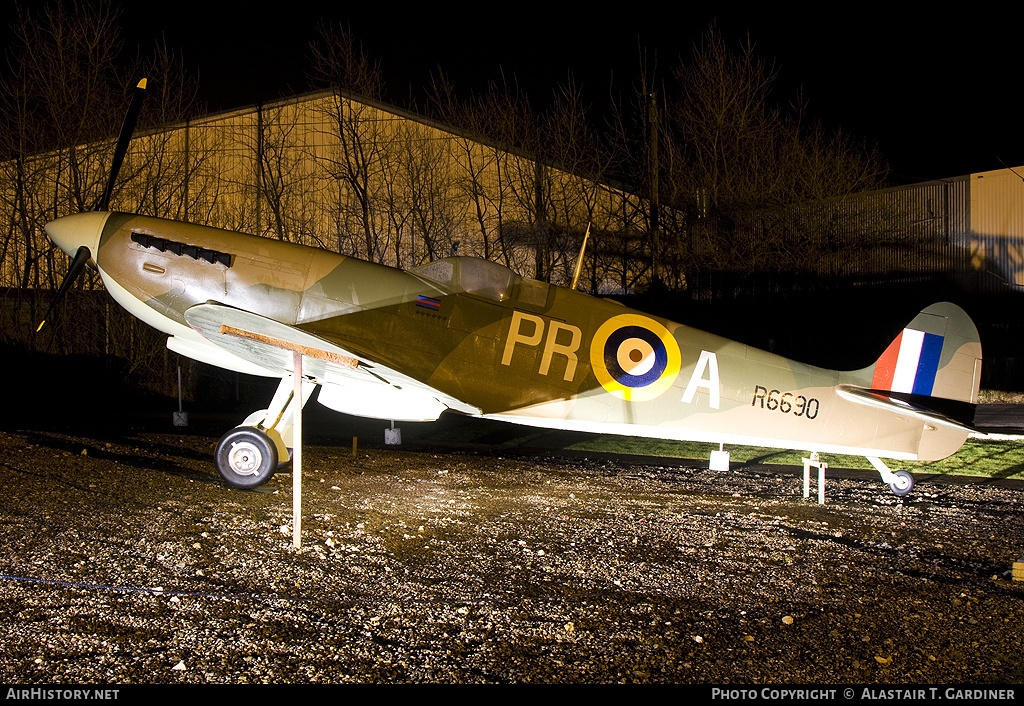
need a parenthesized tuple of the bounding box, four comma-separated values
(37, 245, 92, 332)
(93, 78, 148, 211)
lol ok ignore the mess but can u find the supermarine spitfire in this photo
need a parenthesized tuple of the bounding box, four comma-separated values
(41, 81, 983, 495)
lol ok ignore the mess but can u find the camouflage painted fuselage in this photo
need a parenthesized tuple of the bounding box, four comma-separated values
(69, 212, 981, 463)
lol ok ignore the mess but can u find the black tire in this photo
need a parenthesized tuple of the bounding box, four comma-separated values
(889, 470, 915, 497)
(215, 427, 278, 490)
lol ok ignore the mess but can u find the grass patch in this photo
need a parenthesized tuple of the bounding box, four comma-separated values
(905, 438, 1024, 479)
(560, 389, 1024, 479)
(565, 436, 1024, 480)
(978, 390, 1024, 404)
(431, 390, 1024, 481)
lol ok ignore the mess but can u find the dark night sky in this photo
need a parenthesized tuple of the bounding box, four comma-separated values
(8, 2, 1022, 185)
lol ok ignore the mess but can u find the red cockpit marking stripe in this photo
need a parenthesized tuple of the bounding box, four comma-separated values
(218, 325, 359, 368)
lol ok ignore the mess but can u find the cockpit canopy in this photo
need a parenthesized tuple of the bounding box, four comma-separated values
(411, 257, 549, 307)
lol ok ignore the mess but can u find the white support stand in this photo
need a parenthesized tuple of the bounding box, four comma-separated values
(384, 420, 401, 445)
(802, 452, 827, 504)
(710, 443, 730, 471)
(291, 351, 303, 550)
(214, 320, 336, 551)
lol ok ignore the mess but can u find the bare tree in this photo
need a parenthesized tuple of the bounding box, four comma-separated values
(309, 22, 394, 261)
(540, 77, 623, 287)
(0, 0, 200, 383)
(391, 122, 459, 265)
(246, 101, 319, 243)
(471, 75, 550, 279)
(428, 71, 516, 266)
(666, 24, 889, 274)
(0, 1, 125, 339)
(672, 28, 783, 214)
(122, 37, 203, 221)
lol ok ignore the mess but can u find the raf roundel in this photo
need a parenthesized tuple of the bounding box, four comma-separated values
(590, 314, 681, 401)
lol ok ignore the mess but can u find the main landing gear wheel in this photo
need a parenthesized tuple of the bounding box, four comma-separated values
(215, 427, 278, 490)
(889, 470, 915, 497)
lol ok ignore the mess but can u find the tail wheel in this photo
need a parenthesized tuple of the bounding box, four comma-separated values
(889, 470, 915, 497)
(215, 427, 278, 490)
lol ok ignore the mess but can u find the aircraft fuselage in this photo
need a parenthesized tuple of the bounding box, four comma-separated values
(49, 211, 977, 464)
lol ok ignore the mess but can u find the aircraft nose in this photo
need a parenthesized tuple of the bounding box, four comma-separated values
(44, 211, 110, 260)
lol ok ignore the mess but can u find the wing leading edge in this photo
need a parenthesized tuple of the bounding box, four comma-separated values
(181, 302, 480, 421)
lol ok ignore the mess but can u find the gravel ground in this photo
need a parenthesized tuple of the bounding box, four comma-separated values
(0, 425, 1022, 684)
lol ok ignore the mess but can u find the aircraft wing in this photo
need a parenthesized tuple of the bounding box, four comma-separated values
(183, 302, 481, 421)
(835, 384, 976, 432)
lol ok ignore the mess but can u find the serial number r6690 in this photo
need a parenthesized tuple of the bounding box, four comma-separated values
(751, 385, 819, 419)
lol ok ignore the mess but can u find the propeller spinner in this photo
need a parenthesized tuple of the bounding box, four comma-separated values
(38, 79, 147, 331)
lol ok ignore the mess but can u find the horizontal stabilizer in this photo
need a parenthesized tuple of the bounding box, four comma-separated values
(835, 384, 976, 432)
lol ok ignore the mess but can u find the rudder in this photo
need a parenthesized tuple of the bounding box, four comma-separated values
(869, 302, 981, 404)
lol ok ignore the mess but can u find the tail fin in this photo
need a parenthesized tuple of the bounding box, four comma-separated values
(868, 302, 982, 404)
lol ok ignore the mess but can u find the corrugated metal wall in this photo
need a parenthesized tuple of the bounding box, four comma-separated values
(731, 168, 1023, 295)
(965, 168, 1024, 289)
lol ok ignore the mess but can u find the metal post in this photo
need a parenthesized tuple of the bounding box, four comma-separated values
(173, 363, 188, 427)
(292, 351, 303, 549)
(802, 453, 827, 504)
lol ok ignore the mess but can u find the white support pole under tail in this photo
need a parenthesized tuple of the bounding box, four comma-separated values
(292, 351, 303, 549)
(802, 452, 827, 504)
